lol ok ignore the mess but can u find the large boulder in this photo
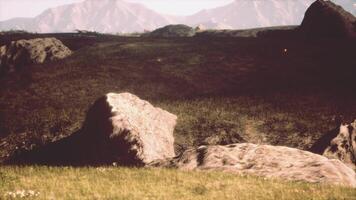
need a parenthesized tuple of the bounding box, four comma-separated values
(147, 24, 196, 37)
(300, 0, 356, 39)
(310, 120, 356, 169)
(150, 143, 356, 187)
(0, 37, 72, 74)
(4, 93, 177, 166)
(83, 93, 177, 165)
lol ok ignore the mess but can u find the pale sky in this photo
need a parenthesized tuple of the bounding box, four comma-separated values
(0, 0, 234, 21)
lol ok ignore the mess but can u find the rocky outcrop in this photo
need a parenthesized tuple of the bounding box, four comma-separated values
(300, 0, 356, 39)
(147, 24, 196, 37)
(82, 93, 177, 165)
(150, 143, 356, 187)
(310, 120, 356, 169)
(0, 37, 72, 74)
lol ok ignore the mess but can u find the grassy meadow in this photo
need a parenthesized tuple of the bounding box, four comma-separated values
(0, 32, 355, 199)
(0, 166, 355, 200)
(1, 34, 355, 157)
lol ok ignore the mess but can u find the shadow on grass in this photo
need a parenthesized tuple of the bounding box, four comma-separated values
(309, 127, 340, 155)
(3, 96, 142, 167)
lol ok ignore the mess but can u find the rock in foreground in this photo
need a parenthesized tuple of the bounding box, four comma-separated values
(300, 0, 356, 39)
(0, 37, 72, 74)
(150, 143, 356, 187)
(83, 92, 177, 165)
(4, 93, 177, 166)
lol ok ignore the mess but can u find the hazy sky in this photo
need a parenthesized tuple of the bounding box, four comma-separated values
(0, 0, 234, 21)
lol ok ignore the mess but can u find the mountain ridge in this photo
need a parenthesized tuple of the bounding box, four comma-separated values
(0, 0, 354, 33)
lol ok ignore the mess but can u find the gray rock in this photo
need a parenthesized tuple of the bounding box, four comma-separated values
(150, 143, 356, 187)
(0, 37, 72, 74)
(84, 93, 177, 165)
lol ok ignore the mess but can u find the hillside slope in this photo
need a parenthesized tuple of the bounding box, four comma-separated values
(0, 33, 355, 162)
(185, 0, 311, 29)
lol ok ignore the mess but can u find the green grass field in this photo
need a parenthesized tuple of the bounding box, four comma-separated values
(1, 166, 355, 200)
(0, 33, 355, 199)
(1, 35, 355, 157)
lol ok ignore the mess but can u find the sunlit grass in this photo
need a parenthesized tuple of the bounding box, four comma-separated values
(0, 166, 355, 200)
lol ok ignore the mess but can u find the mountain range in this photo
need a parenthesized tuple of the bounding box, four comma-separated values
(0, 0, 355, 33)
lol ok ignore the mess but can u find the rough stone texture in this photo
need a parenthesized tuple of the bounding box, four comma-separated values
(150, 143, 356, 187)
(0, 37, 72, 73)
(147, 24, 196, 37)
(83, 93, 177, 165)
(300, 0, 356, 39)
(311, 120, 356, 169)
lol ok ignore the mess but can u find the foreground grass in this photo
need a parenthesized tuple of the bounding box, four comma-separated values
(0, 166, 355, 200)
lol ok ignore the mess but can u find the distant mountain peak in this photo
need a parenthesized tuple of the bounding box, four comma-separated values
(0, 0, 172, 33)
(0, 0, 354, 33)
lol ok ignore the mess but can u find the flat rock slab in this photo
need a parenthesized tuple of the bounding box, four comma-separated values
(150, 143, 356, 187)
